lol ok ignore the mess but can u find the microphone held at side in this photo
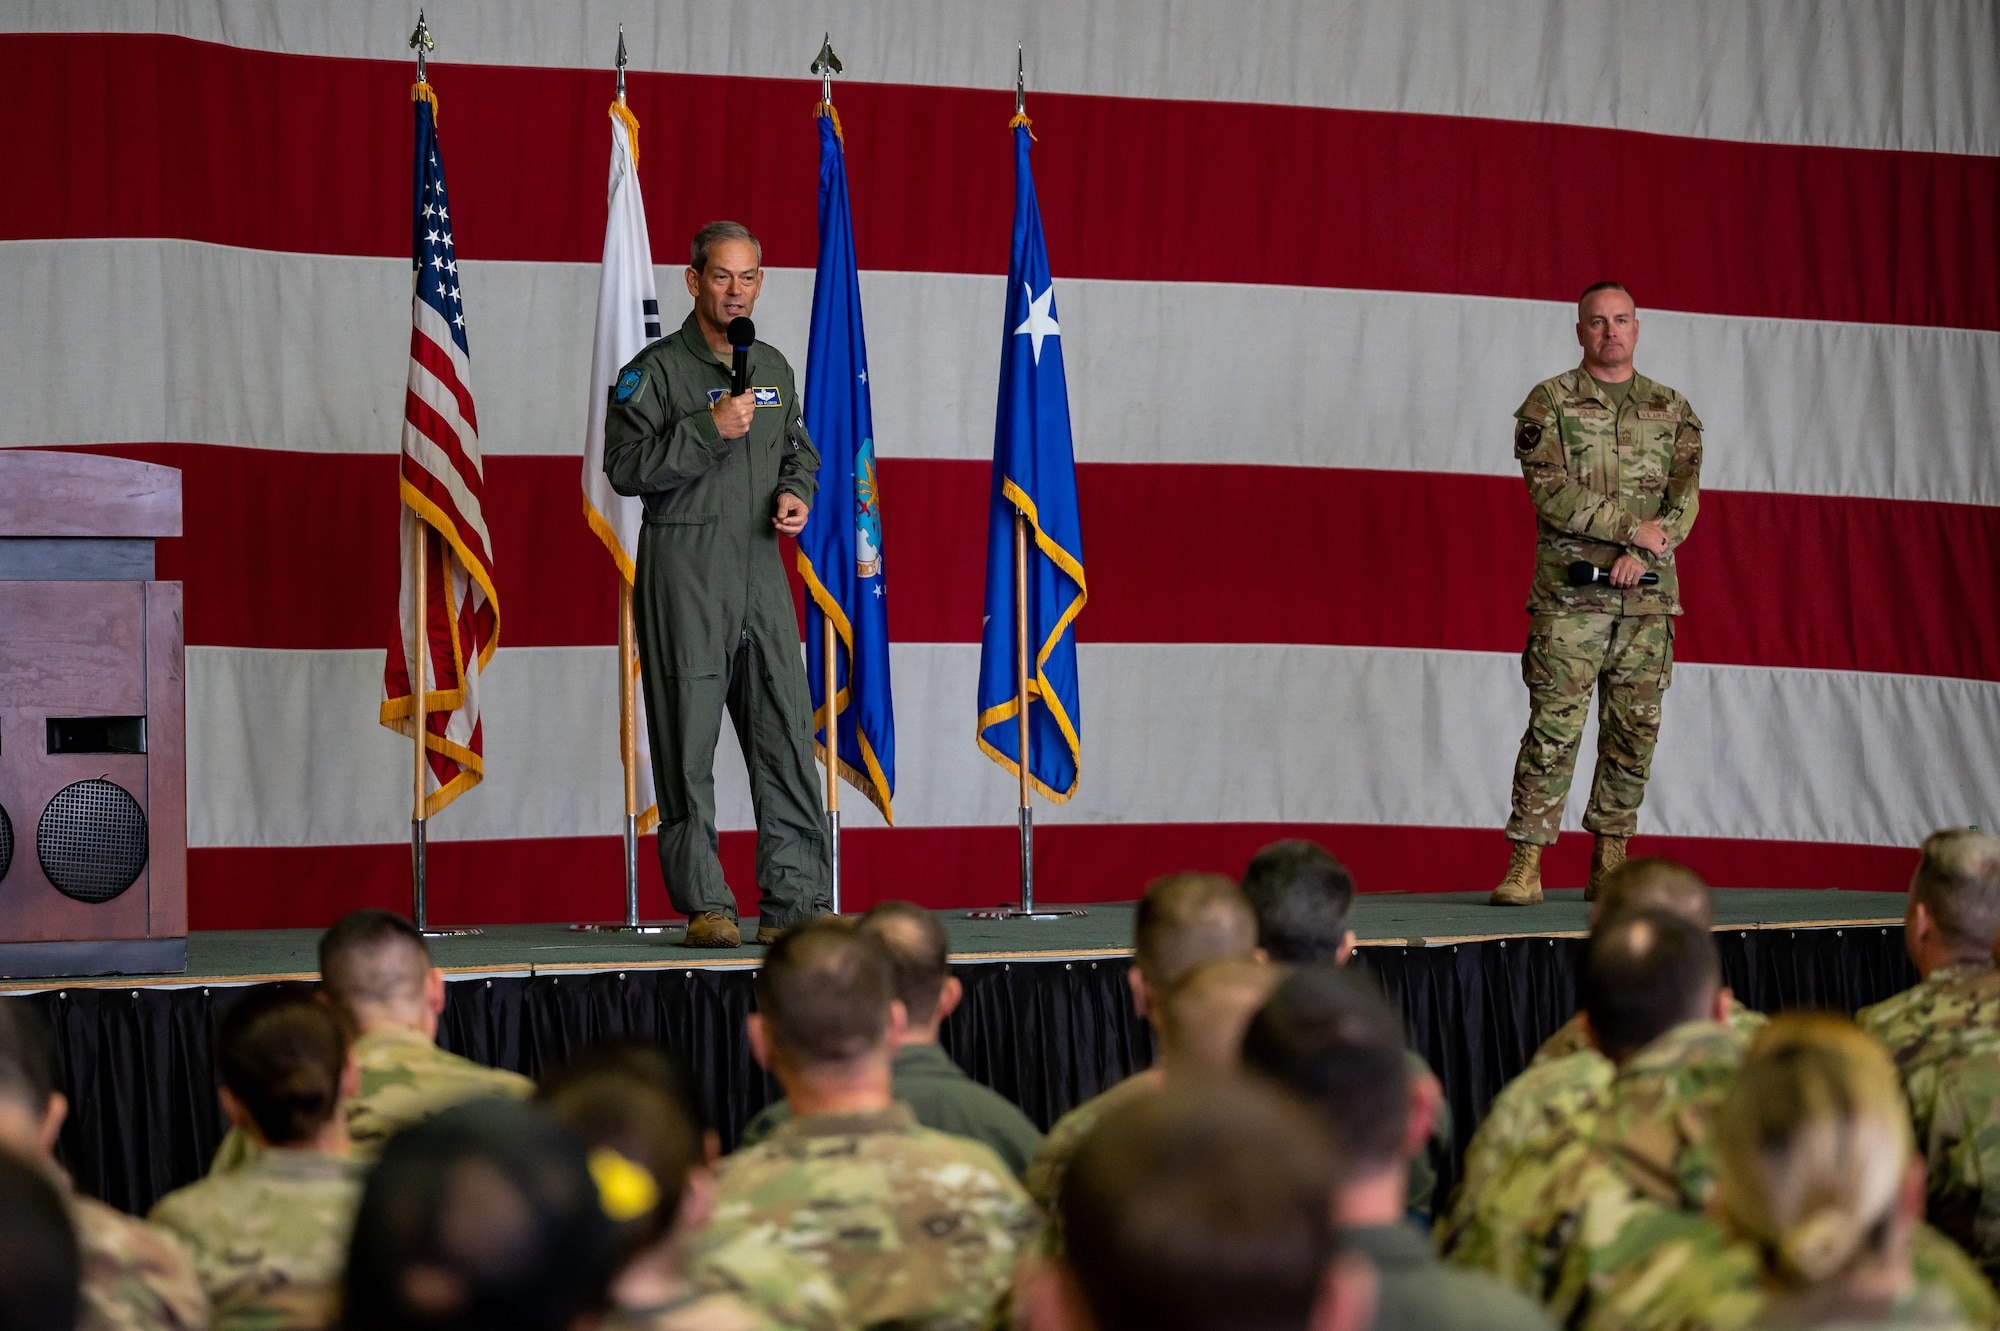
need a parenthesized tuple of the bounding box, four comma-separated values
(1568, 559, 1659, 587)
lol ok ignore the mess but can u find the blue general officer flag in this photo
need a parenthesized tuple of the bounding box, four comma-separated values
(797, 105, 895, 821)
(976, 118, 1087, 801)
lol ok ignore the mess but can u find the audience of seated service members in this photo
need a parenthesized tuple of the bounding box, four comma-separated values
(1453, 856, 1759, 1206)
(691, 917, 1039, 1330)
(738, 899, 1045, 1176)
(1238, 839, 1453, 1223)
(0, 1144, 82, 1331)
(341, 1097, 621, 1331)
(149, 984, 364, 1331)
(0, 998, 207, 1331)
(1017, 1078, 1376, 1331)
(1024, 871, 1262, 1214)
(1242, 965, 1555, 1331)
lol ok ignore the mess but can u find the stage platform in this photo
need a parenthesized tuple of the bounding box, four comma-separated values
(0, 887, 1910, 990)
(8, 888, 1919, 1220)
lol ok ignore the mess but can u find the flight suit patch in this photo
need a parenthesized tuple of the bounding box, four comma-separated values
(706, 387, 728, 404)
(752, 387, 783, 407)
(614, 368, 644, 403)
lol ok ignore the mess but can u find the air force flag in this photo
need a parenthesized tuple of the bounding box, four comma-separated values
(976, 119, 1087, 801)
(798, 107, 895, 820)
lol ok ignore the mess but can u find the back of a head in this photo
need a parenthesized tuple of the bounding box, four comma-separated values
(1911, 828, 2000, 954)
(753, 919, 894, 1068)
(319, 908, 433, 1020)
(0, 998, 58, 1122)
(1579, 907, 1721, 1063)
(1242, 966, 1411, 1173)
(1239, 841, 1356, 964)
(218, 983, 351, 1146)
(343, 1098, 620, 1331)
(1135, 873, 1259, 991)
(1061, 1080, 1344, 1331)
(0, 1148, 77, 1331)
(1158, 958, 1285, 1075)
(1714, 1015, 1910, 1289)
(858, 901, 951, 1026)
(535, 1062, 702, 1268)
(1595, 857, 1713, 930)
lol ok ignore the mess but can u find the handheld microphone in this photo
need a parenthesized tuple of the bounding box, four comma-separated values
(727, 317, 755, 397)
(1568, 560, 1659, 588)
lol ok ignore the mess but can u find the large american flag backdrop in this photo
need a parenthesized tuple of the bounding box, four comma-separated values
(4, 2, 1997, 929)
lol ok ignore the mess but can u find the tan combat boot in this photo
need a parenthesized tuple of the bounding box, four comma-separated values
(1489, 842, 1544, 906)
(753, 924, 786, 945)
(682, 911, 741, 948)
(1586, 835, 1628, 903)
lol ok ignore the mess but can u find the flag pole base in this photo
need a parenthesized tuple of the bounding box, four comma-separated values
(966, 806, 1087, 920)
(411, 820, 484, 937)
(826, 808, 842, 915)
(569, 814, 667, 931)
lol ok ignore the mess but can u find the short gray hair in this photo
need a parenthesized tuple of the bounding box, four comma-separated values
(690, 220, 761, 275)
(1912, 827, 2000, 950)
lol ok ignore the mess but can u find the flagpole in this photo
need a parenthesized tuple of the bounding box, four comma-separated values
(570, 24, 665, 935)
(412, 525, 429, 927)
(823, 614, 842, 914)
(404, 11, 479, 939)
(968, 46, 1085, 924)
(1015, 510, 1035, 912)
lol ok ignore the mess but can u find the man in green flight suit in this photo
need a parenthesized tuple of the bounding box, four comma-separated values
(1492, 282, 1704, 906)
(604, 221, 828, 947)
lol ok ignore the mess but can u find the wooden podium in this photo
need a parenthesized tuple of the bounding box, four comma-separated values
(0, 451, 186, 977)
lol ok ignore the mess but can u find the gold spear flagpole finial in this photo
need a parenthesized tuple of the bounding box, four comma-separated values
(408, 10, 434, 82)
(811, 33, 842, 105)
(615, 23, 628, 102)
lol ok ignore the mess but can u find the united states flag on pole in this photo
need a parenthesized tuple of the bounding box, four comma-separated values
(580, 97, 660, 832)
(380, 80, 500, 814)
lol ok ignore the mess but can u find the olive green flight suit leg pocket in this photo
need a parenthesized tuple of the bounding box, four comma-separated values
(1583, 616, 1673, 837)
(726, 634, 828, 930)
(1506, 612, 1615, 845)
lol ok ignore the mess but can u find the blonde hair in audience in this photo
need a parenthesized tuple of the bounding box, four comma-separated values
(1712, 1014, 1911, 1287)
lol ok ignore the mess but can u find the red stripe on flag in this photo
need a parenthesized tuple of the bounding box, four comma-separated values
(410, 327, 480, 440)
(184, 824, 1919, 930)
(58, 445, 2000, 681)
(4, 33, 1998, 329)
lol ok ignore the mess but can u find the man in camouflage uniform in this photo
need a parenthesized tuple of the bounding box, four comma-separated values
(738, 902, 1044, 1176)
(603, 220, 827, 948)
(1857, 830, 2000, 1141)
(0, 999, 207, 1331)
(1439, 910, 1738, 1318)
(213, 909, 530, 1173)
(1024, 873, 1260, 1215)
(1493, 283, 1704, 906)
(694, 920, 1038, 1329)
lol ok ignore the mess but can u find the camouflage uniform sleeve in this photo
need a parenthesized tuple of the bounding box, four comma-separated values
(1577, 1207, 1763, 1331)
(1515, 384, 1642, 547)
(1656, 397, 1703, 549)
(1912, 1221, 2000, 1326)
(773, 359, 820, 506)
(1925, 1060, 2000, 1291)
(603, 347, 733, 497)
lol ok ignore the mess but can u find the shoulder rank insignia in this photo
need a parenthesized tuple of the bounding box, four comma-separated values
(614, 368, 644, 403)
(752, 387, 783, 408)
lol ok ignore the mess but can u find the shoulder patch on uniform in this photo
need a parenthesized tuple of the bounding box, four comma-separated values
(1514, 420, 1543, 456)
(706, 387, 728, 404)
(752, 387, 783, 408)
(1520, 397, 1553, 426)
(614, 368, 644, 403)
